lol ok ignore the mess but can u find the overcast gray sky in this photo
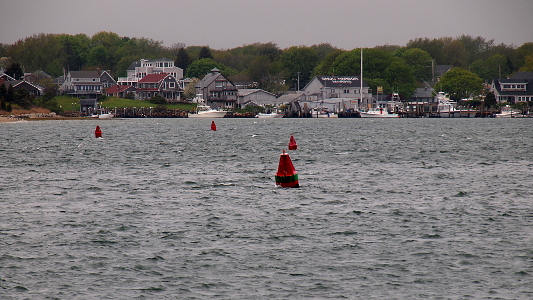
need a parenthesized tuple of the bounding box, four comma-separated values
(1, 0, 532, 50)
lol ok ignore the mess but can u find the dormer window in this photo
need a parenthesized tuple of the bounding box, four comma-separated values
(501, 83, 527, 91)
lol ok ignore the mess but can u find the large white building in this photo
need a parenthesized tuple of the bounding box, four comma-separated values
(302, 76, 371, 110)
(117, 58, 184, 87)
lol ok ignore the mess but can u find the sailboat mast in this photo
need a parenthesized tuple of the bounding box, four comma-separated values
(360, 48, 363, 110)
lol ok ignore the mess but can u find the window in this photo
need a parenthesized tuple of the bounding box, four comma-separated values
(169, 82, 175, 88)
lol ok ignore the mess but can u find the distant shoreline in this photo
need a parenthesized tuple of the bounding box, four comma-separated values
(0, 116, 92, 122)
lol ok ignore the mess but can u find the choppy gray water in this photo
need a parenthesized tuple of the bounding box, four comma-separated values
(1, 118, 532, 299)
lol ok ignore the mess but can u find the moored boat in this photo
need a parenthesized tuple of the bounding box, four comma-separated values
(436, 92, 458, 118)
(98, 113, 115, 119)
(311, 107, 338, 118)
(188, 97, 227, 118)
(495, 105, 523, 118)
(256, 112, 284, 118)
(359, 106, 398, 118)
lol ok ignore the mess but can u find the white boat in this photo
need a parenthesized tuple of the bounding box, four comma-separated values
(359, 107, 399, 118)
(188, 105, 227, 118)
(436, 92, 458, 118)
(98, 113, 115, 119)
(256, 112, 284, 118)
(495, 106, 523, 118)
(188, 97, 227, 118)
(311, 107, 338, 118)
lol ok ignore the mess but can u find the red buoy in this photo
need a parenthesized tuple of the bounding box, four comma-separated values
(211, 121, 217, 131)
(275, 150, 299, 188)
(288, 135, 297, 150)
(95, 125, 102, 138)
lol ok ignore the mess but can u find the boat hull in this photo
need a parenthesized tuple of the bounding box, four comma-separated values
(98, 114, 115, 119)
(312, 113, 338, 118)
(359, 112, 398, 118)
(256, 113, 284, 118)
(188, 111, 227, 118)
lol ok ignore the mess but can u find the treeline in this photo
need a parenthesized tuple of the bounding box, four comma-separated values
(1, 32, 533, 97)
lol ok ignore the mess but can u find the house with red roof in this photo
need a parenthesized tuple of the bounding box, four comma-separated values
(136, 73, 182, 102)
(117, 58, 184, 87)
(106, 84, 136, 98)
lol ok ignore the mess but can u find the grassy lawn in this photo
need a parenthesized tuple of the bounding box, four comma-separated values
(55, 96, 196, 111)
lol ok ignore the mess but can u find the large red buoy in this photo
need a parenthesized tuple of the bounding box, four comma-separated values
(211, 121, 217, 131)
(288, 135, 297, 150)
(275, 150, 299, 188)
(95, 125, 102, 138)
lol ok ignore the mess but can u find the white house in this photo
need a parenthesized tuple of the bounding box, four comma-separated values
(302, 76, 371, 110)
(117, 58, 184, 87)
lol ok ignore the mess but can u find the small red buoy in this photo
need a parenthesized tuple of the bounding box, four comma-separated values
(95, 125, 102, 138)
(211, 121, 217, 131)
(275, 150, 299, 188)
(288, 135, 297, 150)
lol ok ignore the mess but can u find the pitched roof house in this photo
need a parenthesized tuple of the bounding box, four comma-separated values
(106, 84, 136, 98)
(1, 80, 44, 97)
(0, 73, 16, 81)
(490, 72, 533, 103)
(237, 89, 278, 107)
(303, 76, 371, 110)
(60, 70, 116, 100)
(195, 68, 238, 109)
(136, 73, 181, 102)
(117, 58, 184, 87)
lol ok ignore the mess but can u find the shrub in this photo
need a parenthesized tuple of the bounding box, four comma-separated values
(124, 92, 135, 99)
(149, 95, 167, 104)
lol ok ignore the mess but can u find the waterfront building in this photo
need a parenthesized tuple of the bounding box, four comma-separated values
(491, 72, 533, 104)
(195, 68, 238, 109)
(117, 58, 184, 88)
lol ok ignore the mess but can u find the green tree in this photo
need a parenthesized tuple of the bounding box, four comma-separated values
(175, 48, 191, 72)
(313, 49, 345, 76)
(5, 63, 24, 79)
(457, 35, 495, 64)
(384, 57, 416, 97)
(57, 34, 90, 71)
(435, 67, 483, 100)
(185, 58, 229, 78)
(400, 48, 433, 81)
(199, 46, 213, 60)
(443, 40, 467, 68)
(484, 91, 497, 108)
(329, 48, 416, 97)
(519, 55, 533, 71)
(115, 55, 140, 77)
(36, 86, 60, 112)
(311, 43, 339, 61)
(13, 88, 34, 109)
(406, 37, 448, 64)
(280, 46, 319, 89)
(515, 42, 533, 70)
(247, 56, 272, 83)
(87, 44, 109, 68)
(471, 54, 510, 81)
